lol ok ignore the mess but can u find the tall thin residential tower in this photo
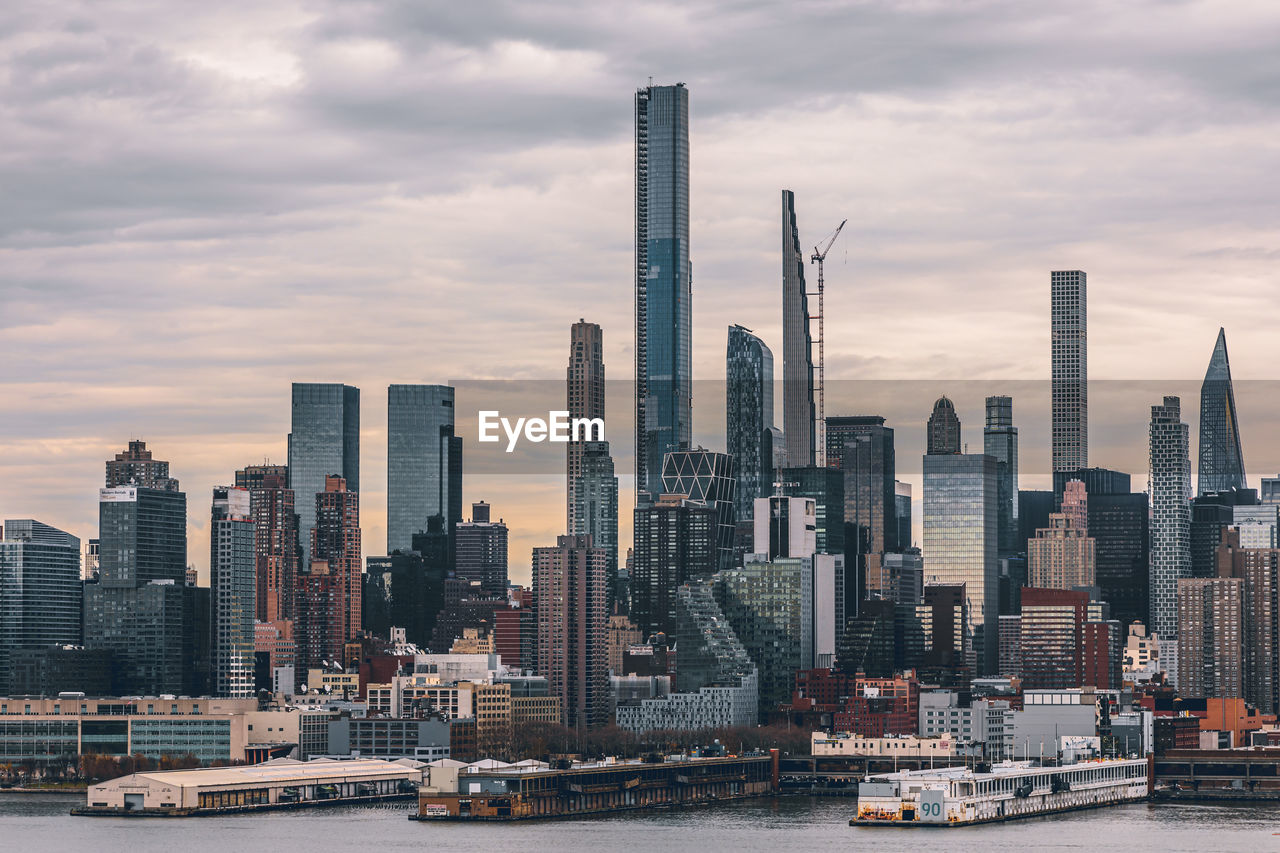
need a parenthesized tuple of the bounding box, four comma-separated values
(782, 190, 815, 468)
(984, 396, 1019, 555)
(568, 320, 605, 531)
(1051, 271, 1088, 473)
(1150, 396, 1192, 642)
(1198, 327, 1246, 494)
(635, 82, 691, 497)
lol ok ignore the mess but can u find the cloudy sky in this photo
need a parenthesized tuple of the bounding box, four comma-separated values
(4, 1, 1280, 584)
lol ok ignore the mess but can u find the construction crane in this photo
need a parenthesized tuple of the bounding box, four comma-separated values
(809, 219, 846, 468)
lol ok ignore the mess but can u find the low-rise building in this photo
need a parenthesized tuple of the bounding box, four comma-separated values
(811, 731, 973, 758)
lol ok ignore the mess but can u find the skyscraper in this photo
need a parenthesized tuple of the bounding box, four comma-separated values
(726, 325, 775, 525)
(661, 448, 737, 571)
(106, 439, 178, 489)
(1177, 576, 1243, 700)
(567, 320, 606, 532)
(635, 82, 691, 497)
(454, 501, 508, 598)
(0, 521, 82, 694)
(923, 452, 999, 674)
(1198, 327, 1247, 494)
(572, 441, 619, 607)
(210, 486, 255, 698)
(387, 384, 461, 555)
(1215, 531, 1279, 715)
(983, 396, 1019, 555)
(534, 534, 608, 731)
(1027, 514, 1096, 590)
(1150, 396, 1192, 642)
(926, 397, 961, 455)
(85, 443, 193, 695)
(296, 475, 360, 675)
(782, 190, 815, 468)
(826, 416, 897, 597)
(630, 496, 717, 637)
(235, 464, 298, 623)
(289, 383, 359, 570)
(1051, 270, 1088, 472)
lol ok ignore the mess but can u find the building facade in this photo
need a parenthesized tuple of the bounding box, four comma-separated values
(1027, 514, 1096, 590)
(1150, 396, 1192, 642)
(454, 502, 508, 598)
(210, 487, 255, 698)
(572, 441, 619, 607)
(1051, 270, 1088, 472)
(533, 535, 608, 731)
(386, 384, 460, 555)
(635, 82, 692, 498)
(1198, 327, 1246, 494)
(661, 448, 737, 571)
(567, 320, 606, 532)
(289, 383, 360, 569)
(726, 324, 775, 526)
(235, 464, 297, 624)
(0, 521, 82, 694)
(983, 396, 1019, 556)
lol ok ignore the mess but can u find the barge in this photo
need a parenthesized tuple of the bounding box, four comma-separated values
(852, 756, 1150, 826)
(414, 753, 777, 820)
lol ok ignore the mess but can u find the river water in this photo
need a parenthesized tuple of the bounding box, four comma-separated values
(3, 793, 1277, 852)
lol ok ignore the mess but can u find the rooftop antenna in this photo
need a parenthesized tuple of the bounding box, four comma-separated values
(809, 219, 847, 467)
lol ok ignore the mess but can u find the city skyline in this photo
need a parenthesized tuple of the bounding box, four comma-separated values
(7, 4, 1280, 581)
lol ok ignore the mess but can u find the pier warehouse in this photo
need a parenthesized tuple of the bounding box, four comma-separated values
(76, 757, 422, 815)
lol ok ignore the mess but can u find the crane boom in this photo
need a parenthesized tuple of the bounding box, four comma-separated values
(808, 218, 846, 468)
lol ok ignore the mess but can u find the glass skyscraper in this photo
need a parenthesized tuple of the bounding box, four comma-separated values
(983, 396, 1019, 555)
(826, 415, 897, 597)
(782, 189, 815, 468)
(661, 448, 737, 571)
(386, 384, 461, 555)
(1198, 327, 1246, 494)
(0, 520, 82, 694)
(726, 324, 774, 524)
(635, 82, 691, 498)
(923, 453, 999, 675)
(289, 383, 360, 569)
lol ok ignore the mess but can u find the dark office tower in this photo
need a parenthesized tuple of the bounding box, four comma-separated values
(105, 439, 179, 489)
(567, 320, 606, 532)
(983, 396, 1019, 555)
(0, 521, 81, 693)
(534, 535, 608, 731)
(923, 453, 999, 675)
(297, 476, 361, 675)
(210, 487, 255, 698)
(1052, 467, 1130, 505)
(1199, 328, 1247, 494)
(895, 481, 912, 551)
(782, 190, 816, 468)
(635, 82, 691, 498)
(85, 468, 190, 695)
(1089, 492, 1150, 630)
(926, 397, 961, 455)
(726, 325, 775, 525)
(289, 383, 359, 570)
(1150, 396, 1192, 642)
(1191, 488, 1258, 578)
(387, 384, 461, 555)
(573, 442, 619, 606)
(455, 501, 509, 597)
(363, 549, 446, 650)
(661, 448, 737, 571)
(1051, 270, 1088, 473)
(1018, 490, 1054, 552)
(826, 416, 896, 598)
(631, 496, 717, 637)
(236, 464, 298, 623)
(779, 467, 846, 558)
